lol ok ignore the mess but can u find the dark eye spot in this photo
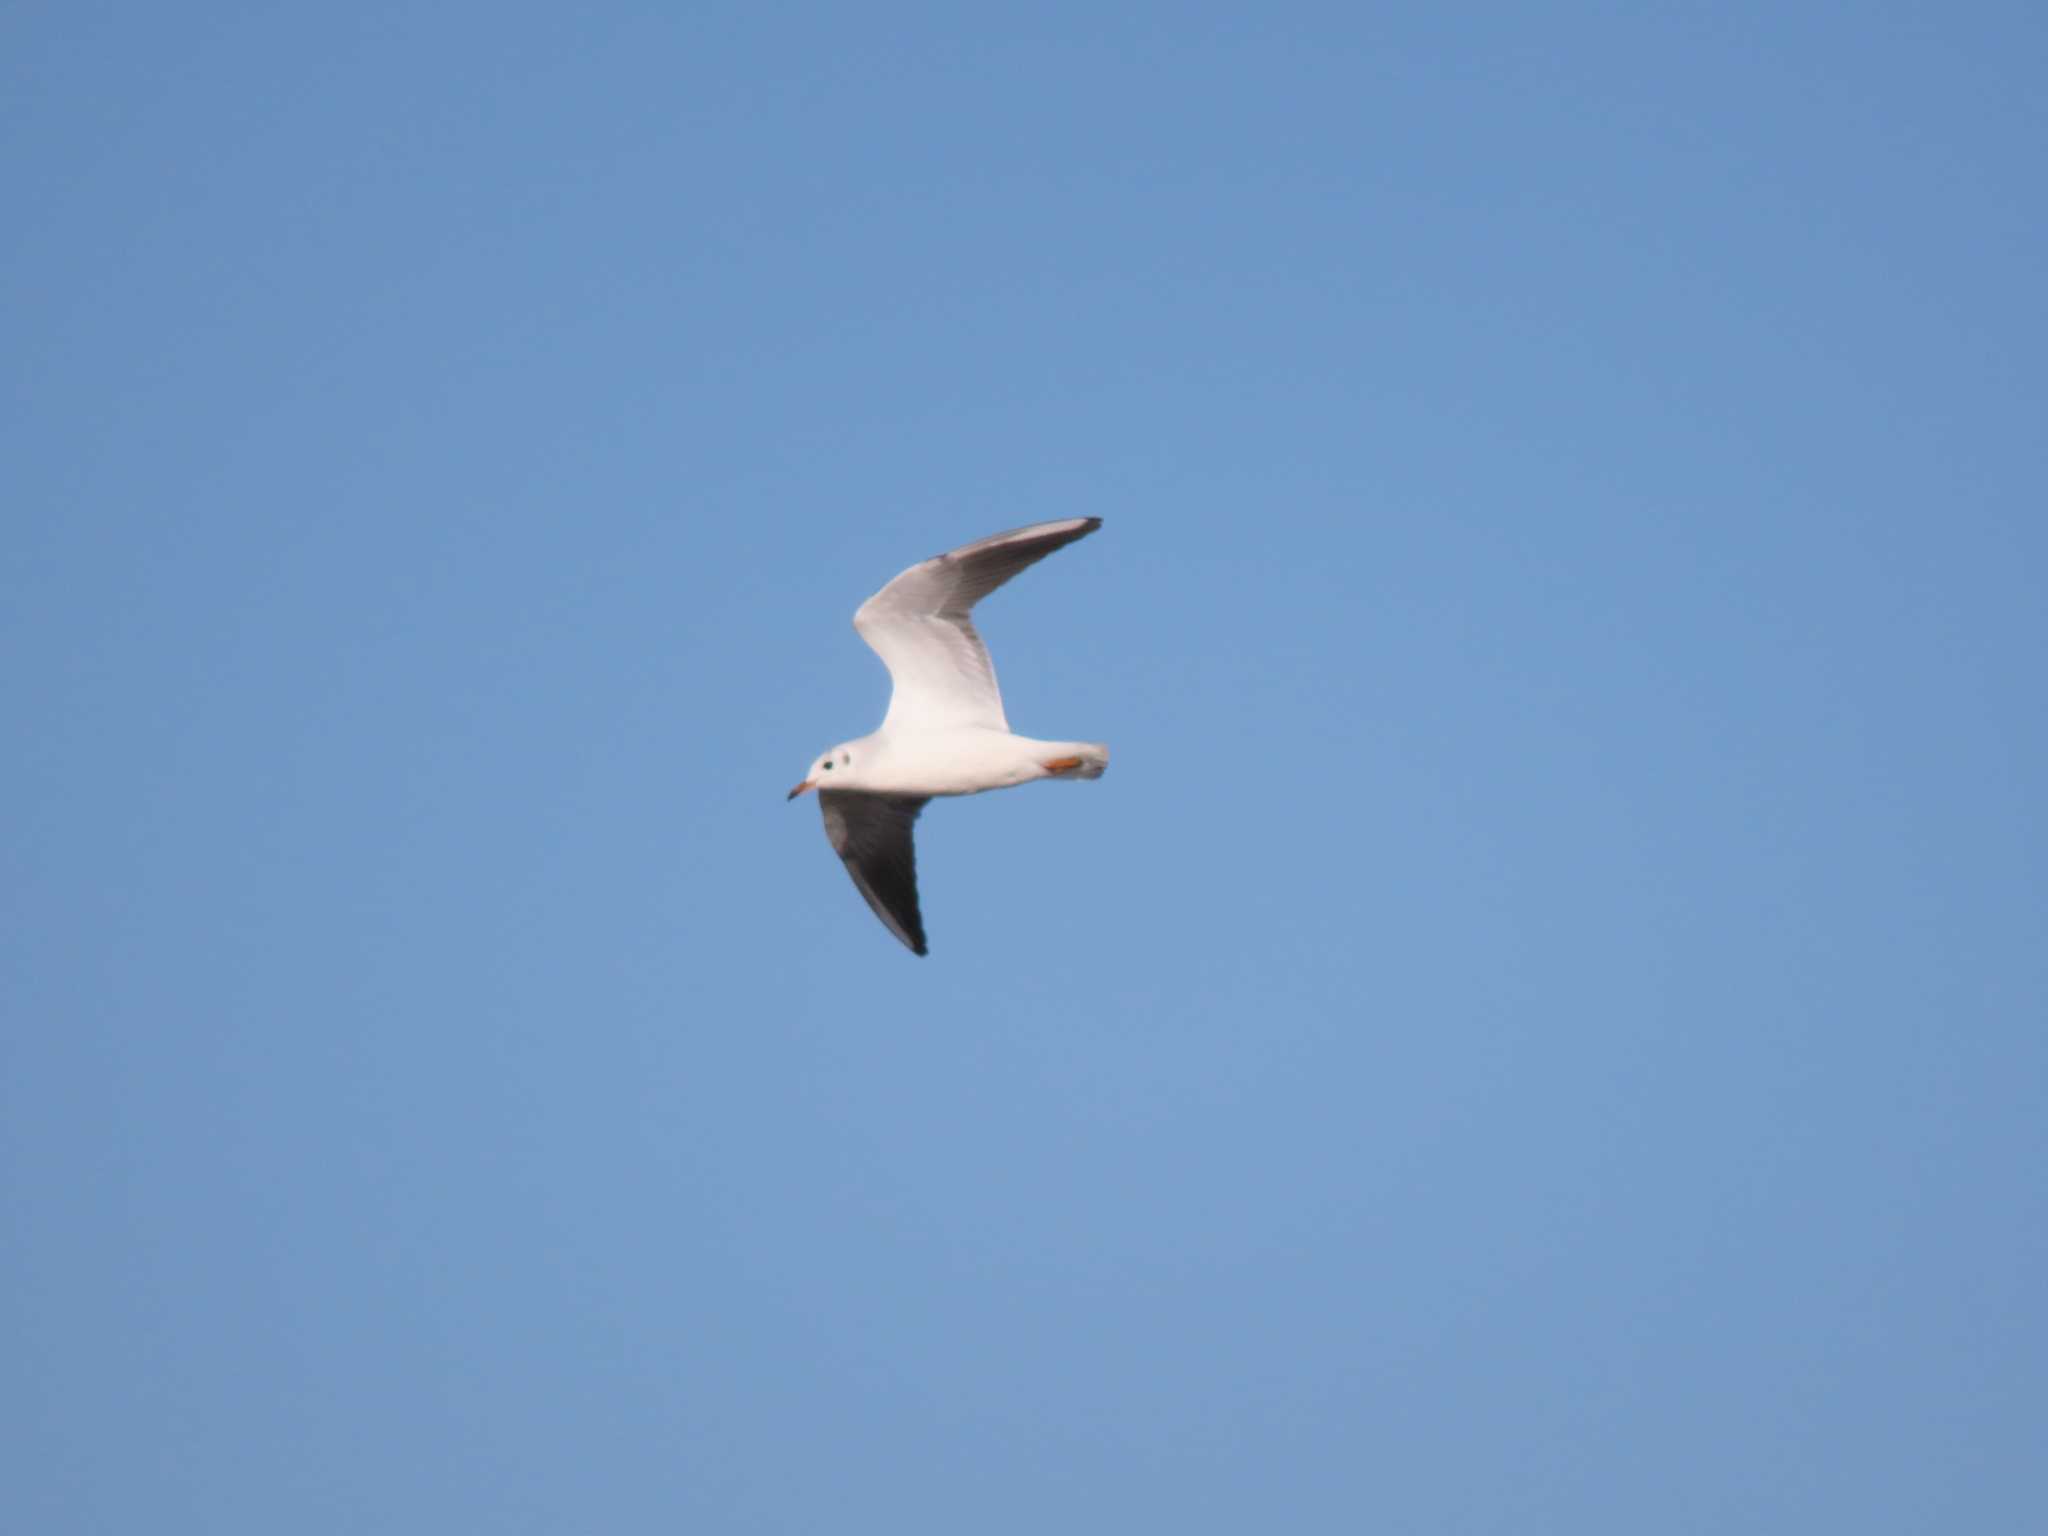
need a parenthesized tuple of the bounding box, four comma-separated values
(821, 761, 833, 771)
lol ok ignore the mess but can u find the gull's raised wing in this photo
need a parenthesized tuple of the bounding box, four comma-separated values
(819, 790, 933, 956)
(852, 517, 1101, 733)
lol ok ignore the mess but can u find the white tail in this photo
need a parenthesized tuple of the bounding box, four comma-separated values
(1041, 742, 1109, 780)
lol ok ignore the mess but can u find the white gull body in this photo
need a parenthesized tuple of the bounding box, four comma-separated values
(787, 518, 1109, 955)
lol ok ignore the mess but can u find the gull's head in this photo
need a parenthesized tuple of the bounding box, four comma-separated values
(787, 743, 860, 800)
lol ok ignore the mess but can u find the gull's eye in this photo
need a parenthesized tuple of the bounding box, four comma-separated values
(821, 761, 833, 771)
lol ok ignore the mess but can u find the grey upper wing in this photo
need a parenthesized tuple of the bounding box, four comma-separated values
(853, 518, 1102, 733)
(819, 790, 933, 956)
(921, 517, 1103, 613)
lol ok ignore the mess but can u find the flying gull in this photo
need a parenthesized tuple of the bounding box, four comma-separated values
(788, 518, 1109, 955)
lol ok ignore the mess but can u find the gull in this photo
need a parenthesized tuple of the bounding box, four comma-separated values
(788, 518, 1109, 955)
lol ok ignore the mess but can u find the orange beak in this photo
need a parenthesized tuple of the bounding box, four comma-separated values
(786, 778, 816, 801)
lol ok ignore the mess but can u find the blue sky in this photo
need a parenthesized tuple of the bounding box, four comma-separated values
(4, 3, 2044, 1530)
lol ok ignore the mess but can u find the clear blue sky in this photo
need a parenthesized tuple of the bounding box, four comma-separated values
(5, 4, 2044, 1531)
